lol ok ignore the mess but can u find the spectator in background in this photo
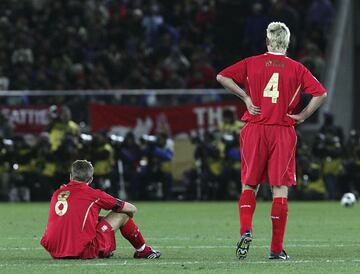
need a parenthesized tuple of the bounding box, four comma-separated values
(142, 3, 164, 47)
(195, 0, 216, 32)
(268, 0, 300, 53)
(91, 132, 115, 195)
(313, 132, 344, 200)
(9, 135, 37, 201)
(295, 133, 326, 200)
(162, 47, 191, 80)
(48, 106, 80, 151)
(194, 131, 222, 200)
(46, 106, 80, 186)
(218, 109, 244, 135)
(119, 132, 142, 200)
(139, 133, 174, 200)
(34, 133, 56, 200)
(0, 112, 13, 138)
(0, 135, 12, 200)
(320, 113, 344, 143)
(299, 42, 325, 81)
(307, 0, 335, 39)
(343, 130, 360, 195)
(0, 67, 9, 90)
(55, 131, 80, 187)
(243, 2, 269, 55)
(219, 132, 241, 200)
(188, 51, 216, 88)
(322, 135, 344, 200)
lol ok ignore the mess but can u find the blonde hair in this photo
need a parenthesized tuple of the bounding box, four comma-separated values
(266, 22, 290, 54)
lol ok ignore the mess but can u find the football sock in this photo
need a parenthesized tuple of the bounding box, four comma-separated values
(120, 218, 145, 250)
(271, 197, 288, 254)
(136, 244, 146, 252)
(239, 189, 256, 235)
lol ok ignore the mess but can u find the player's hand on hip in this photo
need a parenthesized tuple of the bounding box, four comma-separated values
(244, 96, 261, 115)
(287, 113, 305, 124)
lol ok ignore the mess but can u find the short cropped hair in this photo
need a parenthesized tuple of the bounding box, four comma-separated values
(266, 22, 290, 53)
(71, 160, 94, 182)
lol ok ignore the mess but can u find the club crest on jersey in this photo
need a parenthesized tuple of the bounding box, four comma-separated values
(101, 225, 108, 232)
(265, 59, 285, 68)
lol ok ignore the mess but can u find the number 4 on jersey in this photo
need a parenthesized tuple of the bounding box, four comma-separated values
(263, 73, 279, 103)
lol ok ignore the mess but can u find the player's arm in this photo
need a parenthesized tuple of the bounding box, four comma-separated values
(217, 75, 260, 115)
(288, 93, 327, 124)
(217, 60, 261, 116)
(113, 199, 137, 218)
(95, 190, 137, 217)
(288, 66, 327, 124)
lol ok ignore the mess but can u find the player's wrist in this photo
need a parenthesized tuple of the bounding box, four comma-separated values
(242, 95, 251, 103)
(112, 199, 125, 213)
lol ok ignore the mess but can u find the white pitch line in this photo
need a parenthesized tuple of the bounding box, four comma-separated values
(0, 259, 359, 268)
(2, 243, 360, 251)
(3, 236, 360, 247)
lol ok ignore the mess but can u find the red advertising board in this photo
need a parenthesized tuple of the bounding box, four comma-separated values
(0, 101, 247, 135)
(0, 106, 50, 134)
(90, 101, 246, 135)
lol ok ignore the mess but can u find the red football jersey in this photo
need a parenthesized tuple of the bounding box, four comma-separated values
(219, 52, 326, 126)
(40, 180, 123, 258)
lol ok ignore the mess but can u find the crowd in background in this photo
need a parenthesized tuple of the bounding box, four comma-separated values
(0, 0, 351, 201)
(0, 107, 359, 202)
(0, 0, 334, 95)
(0, 106, 176, 201)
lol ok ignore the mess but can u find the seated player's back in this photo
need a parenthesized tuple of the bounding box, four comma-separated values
(41, 181, 115, 258)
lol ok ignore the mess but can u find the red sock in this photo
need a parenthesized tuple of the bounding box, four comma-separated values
(120, 218, 145, 249)
(271, 197, 288, 253)
(239, 189, 256, 235)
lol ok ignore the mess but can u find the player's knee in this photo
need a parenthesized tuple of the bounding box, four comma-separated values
(243, 184, 258, 192)
(104, 211, 129, 230)
(121, 213, 130, 223)
(272, 186, 288, 198)
(123, 202, 137, 214)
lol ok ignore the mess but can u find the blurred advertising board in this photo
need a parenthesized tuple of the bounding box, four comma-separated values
(90, 101, 246, 137)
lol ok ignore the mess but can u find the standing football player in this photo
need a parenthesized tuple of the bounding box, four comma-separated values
(217, 22, 327, 260)
(41, 160, 160, 259)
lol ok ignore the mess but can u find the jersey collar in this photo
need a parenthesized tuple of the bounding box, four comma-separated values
(266, 51, 286, 56)
(68, 180, 87, 186)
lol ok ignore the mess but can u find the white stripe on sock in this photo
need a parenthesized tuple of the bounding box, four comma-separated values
(136, 244, 146, 252)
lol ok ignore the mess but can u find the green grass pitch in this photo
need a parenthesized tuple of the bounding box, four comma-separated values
(0, 201, 360, 273)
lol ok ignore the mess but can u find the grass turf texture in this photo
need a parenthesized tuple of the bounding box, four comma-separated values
(0, 202, 359, 274)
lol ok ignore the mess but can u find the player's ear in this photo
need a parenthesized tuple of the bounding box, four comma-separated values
(87, 177, 93, 185)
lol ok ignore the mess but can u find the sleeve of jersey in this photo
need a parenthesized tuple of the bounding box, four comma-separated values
(301, 67, 326, 96)
(218, 59, 247, 86)
(94, 189, 125, 211)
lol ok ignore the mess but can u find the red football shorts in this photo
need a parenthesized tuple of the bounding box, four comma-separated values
(240, 123, 297, 186)
(79, 218, 116, 259)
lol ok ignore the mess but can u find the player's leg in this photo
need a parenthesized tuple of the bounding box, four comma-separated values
(104, 211, 130, 229)
(236, 184, 259, 259)
(104, 211, 160, 259)
(267, 125, 296, 260)
(239, 184, 259, 235)
(237, 124, 267, 259)
(269, 186, 289, 260)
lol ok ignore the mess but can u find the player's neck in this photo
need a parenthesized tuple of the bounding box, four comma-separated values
(70, 179, 86, 184)
(266, 51, 286, 55)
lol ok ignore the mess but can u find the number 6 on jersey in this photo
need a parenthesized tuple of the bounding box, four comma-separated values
(263, 72, 279, 103)
(55, 191, 70, 216)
